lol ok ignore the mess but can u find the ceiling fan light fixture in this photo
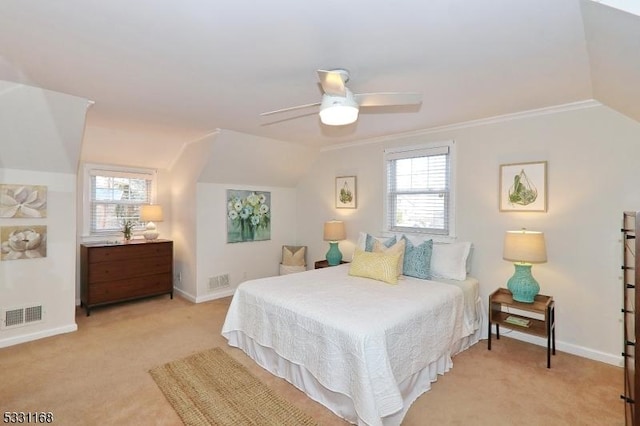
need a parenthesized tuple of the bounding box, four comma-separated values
(260, 69, 422, 125)
(320, 104, 359, 126)
(319, 91, 359, 126)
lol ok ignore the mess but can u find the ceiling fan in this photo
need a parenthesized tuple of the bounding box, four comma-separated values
(260, 69, 423, 126)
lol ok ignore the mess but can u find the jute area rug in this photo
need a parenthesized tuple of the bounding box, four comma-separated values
(149, 347, 319, 426)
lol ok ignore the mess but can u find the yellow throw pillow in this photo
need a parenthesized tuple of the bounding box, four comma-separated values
(349, 248, 401, 284)
(372, 238, 405, 276)
(282, 246, 306, 266)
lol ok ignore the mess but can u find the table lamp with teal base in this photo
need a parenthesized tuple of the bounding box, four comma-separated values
(503, 229, 547, 303)
(323, 220, 346, 266)
(507, 263, 540, 303)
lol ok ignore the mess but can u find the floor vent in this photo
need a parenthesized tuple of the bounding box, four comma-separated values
(208, 274, 230, 291)
(1, 304, 44, 329)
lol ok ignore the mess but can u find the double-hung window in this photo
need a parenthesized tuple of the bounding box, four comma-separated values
(384, 141, 454, 236)
(85, 166, 156, 237)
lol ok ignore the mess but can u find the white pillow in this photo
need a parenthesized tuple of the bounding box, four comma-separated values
(401, 234, 473, 274)
(430, 242, 472, 281)
(356, 231, 368, 251)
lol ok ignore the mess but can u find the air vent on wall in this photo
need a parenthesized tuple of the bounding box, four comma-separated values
(208, 274, 230, 291)
(1, 304, 44, 330)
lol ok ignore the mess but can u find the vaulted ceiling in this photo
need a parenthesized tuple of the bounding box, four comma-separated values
(0, 0, 638, 153)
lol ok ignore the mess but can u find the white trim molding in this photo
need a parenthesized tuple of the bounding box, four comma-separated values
(322, 99, 601, 152)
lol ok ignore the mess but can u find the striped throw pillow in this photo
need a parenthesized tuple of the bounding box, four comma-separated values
(349, 248, 401, 284)
(372, 238, 405, 276)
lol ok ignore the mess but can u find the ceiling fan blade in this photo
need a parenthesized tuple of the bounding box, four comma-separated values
(317, 69, 347, 96)
(260, 101, 321, 116)
(355, 92, 423, 107)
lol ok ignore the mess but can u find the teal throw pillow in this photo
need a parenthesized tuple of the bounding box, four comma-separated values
(401, 236, 433, 279)
(365, 234, 397, 252)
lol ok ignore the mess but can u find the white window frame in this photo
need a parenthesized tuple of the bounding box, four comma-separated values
(82, 163, 157, 238)
(383, 140, 456, 239)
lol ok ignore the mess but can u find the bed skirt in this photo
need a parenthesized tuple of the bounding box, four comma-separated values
(225, 317, 482, 426)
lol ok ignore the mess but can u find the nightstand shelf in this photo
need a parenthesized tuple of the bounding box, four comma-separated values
(488, 287, 556, 368)
(314, 259, 348, 269)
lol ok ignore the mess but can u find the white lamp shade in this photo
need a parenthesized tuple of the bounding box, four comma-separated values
(140, 205, 163, 241)
(140, 205, 164, 222)
(323, 220, 346, 241)
(503, 230, 547, 263)
(319, 90, 359, 126)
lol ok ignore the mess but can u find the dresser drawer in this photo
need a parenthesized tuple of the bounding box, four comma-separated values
(88, 273, 173, 304)
(88, 255, 172, 283)
(88, 241, 172, 263)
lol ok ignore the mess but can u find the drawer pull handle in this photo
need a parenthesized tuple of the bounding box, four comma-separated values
(621, 395, 635, 403)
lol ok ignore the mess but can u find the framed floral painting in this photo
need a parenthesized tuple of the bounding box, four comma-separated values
(336, 176, 357, 209)
(500, 161, 547, 212)
(226, 190, 271, 243)
(1, 225, 47, 261)
(0, 184, 47, 218)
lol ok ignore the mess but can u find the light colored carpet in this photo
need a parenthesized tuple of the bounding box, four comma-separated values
(149, 347, 318, 426)
(0, 295, 625, 425)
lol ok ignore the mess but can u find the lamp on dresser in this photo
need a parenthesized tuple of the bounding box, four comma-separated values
(140, 204, 164, 241)
(503, 228, 547, 303)
(323, 220, 346, 266)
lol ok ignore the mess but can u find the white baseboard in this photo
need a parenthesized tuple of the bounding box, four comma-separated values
(0, 324, 78, 348)
(195, 287, 236, 303)
(496, 329, 622, 367)
(173, 287, 196, 303)
(153, 287, 236, 304)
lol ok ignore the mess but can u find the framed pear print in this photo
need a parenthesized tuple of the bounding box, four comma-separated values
(500, 161, 547, 212)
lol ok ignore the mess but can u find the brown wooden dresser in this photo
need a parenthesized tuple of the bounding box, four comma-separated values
(80, 239, 173, 316)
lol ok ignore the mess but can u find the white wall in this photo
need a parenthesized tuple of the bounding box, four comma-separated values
(296, 103, 640, 365)
(169, 135, 216, 300)
(0, 169, 78, 346)
(170, 130, 304, 302)
(0, 82, 88, 173)
(81, 122, 198, 171)
(195, 183, 297, 301)
(0, 82, 89, 347)
(198, 129, 319, 188)
(583, 0, 640, 124)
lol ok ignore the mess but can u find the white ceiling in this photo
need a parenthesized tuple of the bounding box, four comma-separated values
(0, 0, 633, 150)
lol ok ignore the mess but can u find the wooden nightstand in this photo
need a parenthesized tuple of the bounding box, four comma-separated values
(314, 259, 348, 269)
(488, 287, 556, 368)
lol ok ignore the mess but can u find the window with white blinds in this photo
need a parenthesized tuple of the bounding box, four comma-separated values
(88, 168, 155, 235)
(384, 142, 454, 236)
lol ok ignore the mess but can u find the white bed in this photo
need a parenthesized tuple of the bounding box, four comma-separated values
(221, 263, 483, 426)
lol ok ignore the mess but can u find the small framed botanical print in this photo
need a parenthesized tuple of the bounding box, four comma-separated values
(335, 176, 357, 209)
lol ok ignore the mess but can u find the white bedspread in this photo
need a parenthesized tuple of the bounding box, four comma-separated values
(221, 264, 467, 426)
